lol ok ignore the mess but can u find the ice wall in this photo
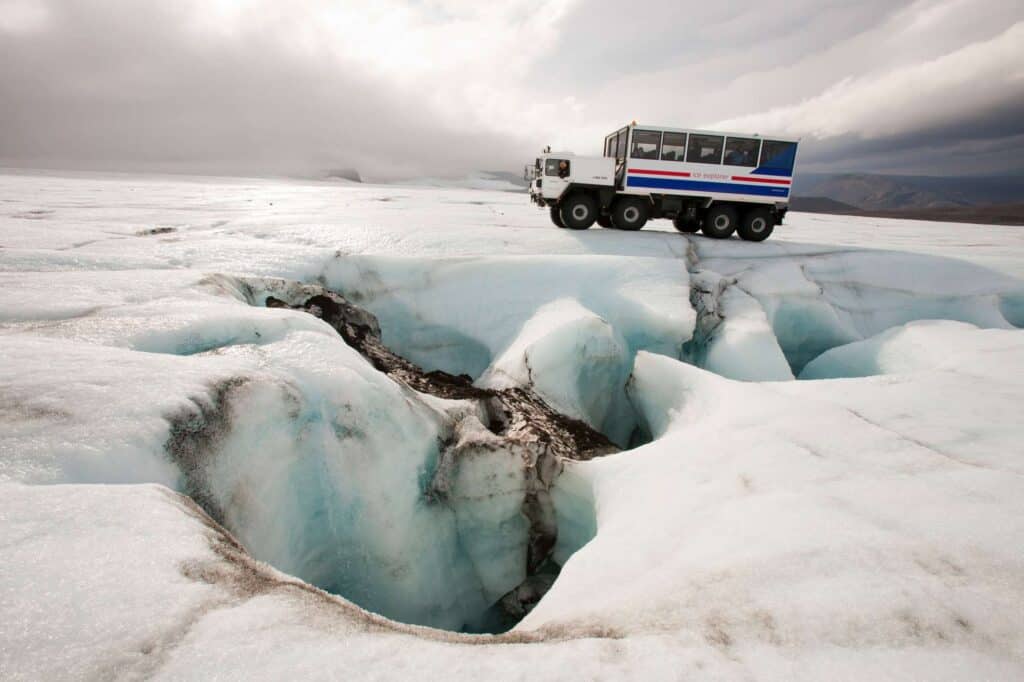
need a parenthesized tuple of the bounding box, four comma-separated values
(164, 334, 503, 631)
(318, 254, 693, 379)
(693, 243, 1024, 375)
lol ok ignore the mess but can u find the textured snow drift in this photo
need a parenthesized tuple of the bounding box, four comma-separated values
(799, 319, 1020, 379)
(2, 170, 1024, 679)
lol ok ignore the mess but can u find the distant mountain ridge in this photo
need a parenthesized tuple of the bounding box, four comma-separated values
(788, 196, 862, 213)
(792, 173, 1024, 211)
(789, 198, 1024, 226)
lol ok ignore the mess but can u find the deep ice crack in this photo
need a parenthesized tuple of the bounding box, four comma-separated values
(163, 277, 615, 633)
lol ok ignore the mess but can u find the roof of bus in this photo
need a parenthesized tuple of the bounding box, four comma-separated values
(609, 124, 800, 144)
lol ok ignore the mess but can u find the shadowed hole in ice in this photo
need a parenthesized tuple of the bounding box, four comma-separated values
(372, 298, 494, 379)
(159, 279, 614, 634)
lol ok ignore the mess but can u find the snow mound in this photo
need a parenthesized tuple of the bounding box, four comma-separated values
(799, 319, 1019, 379)
(478, 298, 633, 442)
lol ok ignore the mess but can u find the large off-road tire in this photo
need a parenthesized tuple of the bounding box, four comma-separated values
(559, 193, 598, 230)
(549, 205, 566, 228)
(702, 204, 738, 239)
(611, 197, 650, 231)
(737, 207, 774, 242)
(672, 214, 700, 233)
(597, 214, 613, 228)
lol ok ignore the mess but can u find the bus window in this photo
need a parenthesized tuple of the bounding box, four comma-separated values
(661, 132, 687, 161)
(631, 130, 662, 160)
(687, 134, 724, 164)
(724, 137, 759, 167)
(759, 141, 797, 172)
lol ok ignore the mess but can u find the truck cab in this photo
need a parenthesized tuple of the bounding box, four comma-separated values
(531, 154, 616, 195)
(528, 123, 799, 241)
(528, 152, 616, 229)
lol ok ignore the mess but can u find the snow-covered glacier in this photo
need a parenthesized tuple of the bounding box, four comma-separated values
(2, 170, 1024, 680)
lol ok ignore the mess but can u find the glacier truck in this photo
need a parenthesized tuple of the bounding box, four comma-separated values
(528, 123, 799, 241)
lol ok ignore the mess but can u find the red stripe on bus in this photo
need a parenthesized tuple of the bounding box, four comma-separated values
(731, 176, 791, 185)
(628, 169, 692, 177)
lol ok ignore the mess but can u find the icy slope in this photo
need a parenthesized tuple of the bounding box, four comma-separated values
(2, 170, 1024, 679)
(4, 334, 1023, 680)
(527, 348, 1024, 676)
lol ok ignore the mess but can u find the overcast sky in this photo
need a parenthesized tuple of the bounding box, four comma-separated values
(1, 0, 1022, 180)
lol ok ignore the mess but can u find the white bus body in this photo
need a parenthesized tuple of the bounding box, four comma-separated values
(528, 123, 799, 241)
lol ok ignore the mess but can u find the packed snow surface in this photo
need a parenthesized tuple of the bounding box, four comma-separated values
(2, 169, 1024, 680)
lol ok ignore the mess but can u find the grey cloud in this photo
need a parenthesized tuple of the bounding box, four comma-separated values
(529, 1, 912, 97)
(0, 0, 528, 179)
(2, 0, 1023, 179)
(794, 94, 1024, 174)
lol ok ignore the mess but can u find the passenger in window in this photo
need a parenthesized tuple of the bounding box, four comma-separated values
(558, 160, 569, 178)
(724, 147, 751, 165)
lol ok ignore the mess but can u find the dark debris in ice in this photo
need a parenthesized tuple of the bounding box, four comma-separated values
(264, 290, 618, 462)
(136, 226, 178, 236)
(164, 377, 250, 525)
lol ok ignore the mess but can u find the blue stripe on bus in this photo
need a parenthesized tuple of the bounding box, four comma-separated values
(626, 176, 791, 197)
(751, 167, 792, 177)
